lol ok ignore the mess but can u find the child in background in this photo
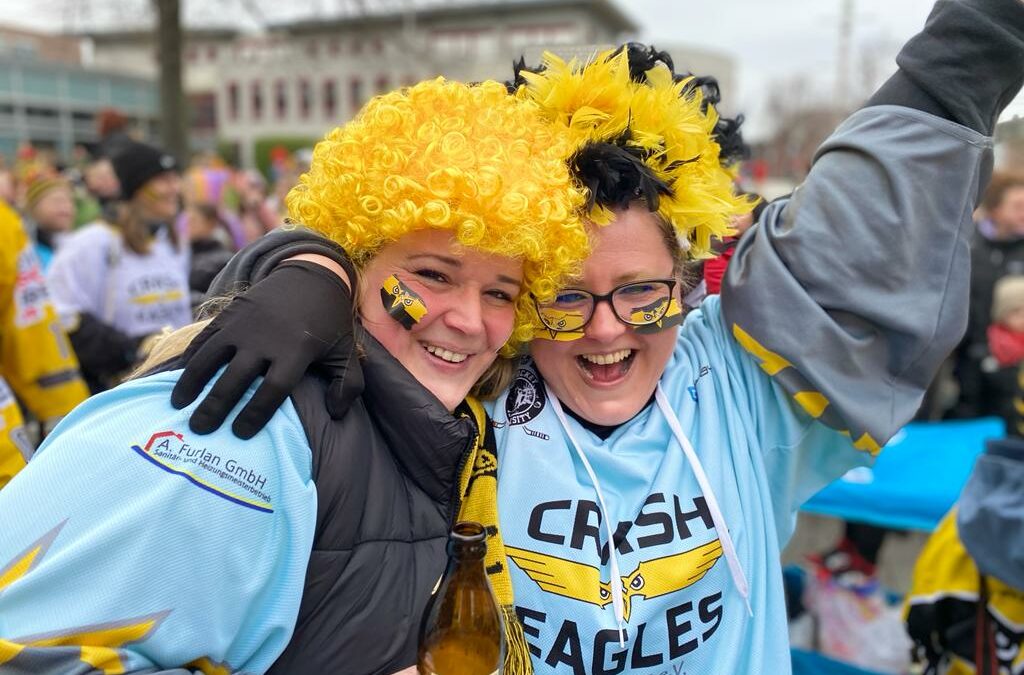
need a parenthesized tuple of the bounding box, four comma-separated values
(987, 275, 1024, 369)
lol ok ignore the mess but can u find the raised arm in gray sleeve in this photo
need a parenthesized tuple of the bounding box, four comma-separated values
(722, 110, 991, 452)
(870, 0, 1024, 135)
(720, 0, 1021, 451)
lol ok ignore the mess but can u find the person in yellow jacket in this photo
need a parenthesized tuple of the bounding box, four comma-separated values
(905, 437, 1024, 675)
(0, 200, 88, 487)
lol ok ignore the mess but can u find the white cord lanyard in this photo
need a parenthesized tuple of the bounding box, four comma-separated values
(547, 385, 628, 646)
(655, 384, 753, 617)
(547, 383, 753, 650)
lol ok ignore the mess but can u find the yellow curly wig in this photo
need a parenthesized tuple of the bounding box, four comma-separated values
(513, 48, 750, 257)
(286, 77, 591, 351)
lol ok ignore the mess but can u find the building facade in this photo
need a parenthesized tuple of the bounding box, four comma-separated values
(79, 1, 737, 169)
(212, 0, 641, 166)
(0, 53, 157, 161)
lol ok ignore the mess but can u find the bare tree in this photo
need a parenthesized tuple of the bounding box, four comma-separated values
(758, 74, 845, 181)
(154, 0, 187, 162)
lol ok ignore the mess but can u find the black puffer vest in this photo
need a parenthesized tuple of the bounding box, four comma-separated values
(199, 228, 478, 672)
(267, 333, 477, 674)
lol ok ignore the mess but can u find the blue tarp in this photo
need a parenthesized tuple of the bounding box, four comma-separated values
(791, 649, 889, 675)
(802, 417, 1004, 532)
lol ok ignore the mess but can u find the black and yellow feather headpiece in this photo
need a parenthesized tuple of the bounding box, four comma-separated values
(511, 46, 751, 258)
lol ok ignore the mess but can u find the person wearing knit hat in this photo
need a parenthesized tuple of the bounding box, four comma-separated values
(45, 139, 189, 393)
(110, 139, 178, 202)
(19, 167, 74, 271)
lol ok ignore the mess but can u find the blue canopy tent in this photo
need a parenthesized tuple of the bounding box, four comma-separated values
(802, 417, 1004, 531)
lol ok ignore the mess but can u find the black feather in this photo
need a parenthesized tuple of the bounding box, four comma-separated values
(571, 142, 673, 213)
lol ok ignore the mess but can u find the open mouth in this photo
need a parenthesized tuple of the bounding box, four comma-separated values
(424, 343, 469, 364)
(576, 349, 635, 384)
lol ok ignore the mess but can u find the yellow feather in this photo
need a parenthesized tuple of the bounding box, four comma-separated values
(514, 47, 750, 256)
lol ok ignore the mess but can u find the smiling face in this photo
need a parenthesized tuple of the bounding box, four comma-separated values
(358, 228, 524, 411)
(530, 206, 681, 426)
(136, 171, 181, 223)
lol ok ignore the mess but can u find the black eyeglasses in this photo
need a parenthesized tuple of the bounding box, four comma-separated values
(534, 279, 678, 333)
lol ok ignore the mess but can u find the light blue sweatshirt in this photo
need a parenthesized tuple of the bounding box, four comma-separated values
(491, 103, 992, 675)
(0, 371, 317, 674)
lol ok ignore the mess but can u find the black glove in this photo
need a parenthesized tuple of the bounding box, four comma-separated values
(171, 260, 363, 439)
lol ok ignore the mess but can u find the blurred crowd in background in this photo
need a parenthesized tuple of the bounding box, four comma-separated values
(7, 106, 1024, 432)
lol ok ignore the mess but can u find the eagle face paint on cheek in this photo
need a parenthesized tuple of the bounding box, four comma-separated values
(534, 307, 586, 342)
(380, 274, 428, 330)
(632, 298, 683, 335)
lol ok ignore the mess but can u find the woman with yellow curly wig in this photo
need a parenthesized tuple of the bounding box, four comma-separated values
(166, 0, 1023, 666)
(0, 77, 590, 675)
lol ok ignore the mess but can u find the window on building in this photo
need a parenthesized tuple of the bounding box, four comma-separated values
(431, 29, 493, 56)
(507, 23, 576, 49)
(24, 106, 58, 120)
(185, 45, 198, 62)
(228, 82, 239, 120)
(375, 75, 389, 94)
(351, 39, 363, 55)
(306, 39, 318, 58)
(275, 79, 288, 119)
(251, 81, 263, 121)
(328, 38, 340, 56)
(300, 79, 312, 119)
(206, 45, 218, 60)
(189, 92, 217, 131)
(372, 37, 383, 53)
(323, 79, 337, 119)
(13, 39, 37, 60)
(349, 77, 363, 113)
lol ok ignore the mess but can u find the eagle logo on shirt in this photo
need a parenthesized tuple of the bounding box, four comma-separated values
(506, 538, 723, 622)
(0, 521, 211, 673)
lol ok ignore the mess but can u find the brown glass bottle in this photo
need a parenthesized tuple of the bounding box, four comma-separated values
(417, 521, 505, 675)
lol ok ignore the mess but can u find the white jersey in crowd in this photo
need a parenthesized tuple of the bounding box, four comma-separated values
(46, 222, 191, 338)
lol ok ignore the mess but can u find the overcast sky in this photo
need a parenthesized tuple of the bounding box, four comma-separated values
(2, 0, 1022, 140)
(624, 0, 1024, 138)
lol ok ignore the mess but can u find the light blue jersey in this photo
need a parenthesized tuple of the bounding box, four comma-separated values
(492, 297, 867, 675)
(0, 370, 316, 674)
(486, 103, 993, 674)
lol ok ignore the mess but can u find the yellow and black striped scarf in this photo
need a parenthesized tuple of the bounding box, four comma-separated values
(459, 399, 532, 675)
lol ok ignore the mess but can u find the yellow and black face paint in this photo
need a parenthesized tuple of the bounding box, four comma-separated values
(380, 274, 428, 330)
(533, 307, 586, 341)
(632, 297, 683, 334)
